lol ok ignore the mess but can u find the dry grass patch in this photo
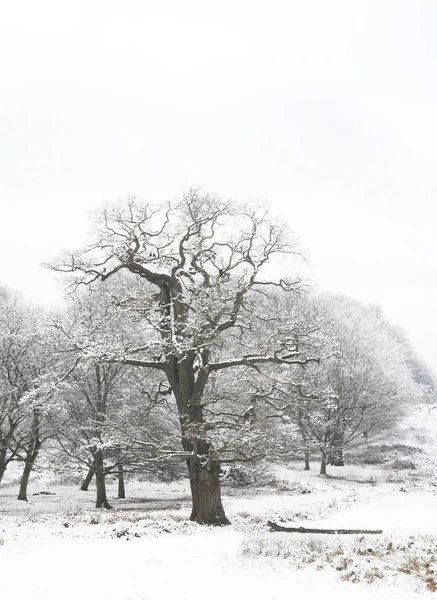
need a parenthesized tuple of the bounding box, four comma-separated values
(241, 532, 437, 592)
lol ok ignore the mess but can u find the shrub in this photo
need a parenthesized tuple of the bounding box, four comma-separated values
(391, 458, 417, 470)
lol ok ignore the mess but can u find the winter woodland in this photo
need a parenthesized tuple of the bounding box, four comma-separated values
(1, 191, 436, 598)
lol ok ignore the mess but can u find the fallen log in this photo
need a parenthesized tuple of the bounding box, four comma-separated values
(267, 521, 382, 535)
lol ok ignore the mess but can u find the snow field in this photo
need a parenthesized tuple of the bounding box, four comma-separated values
(2, 405, 437, 599)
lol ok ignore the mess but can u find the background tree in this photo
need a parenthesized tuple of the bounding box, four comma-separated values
(0, 286, 69, 499)
(53, 283, 182, 507)
(285, 293, 422, 474)
(0, 287, 37, 483)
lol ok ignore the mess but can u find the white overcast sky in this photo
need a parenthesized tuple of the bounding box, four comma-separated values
(1, 0, 436, 371)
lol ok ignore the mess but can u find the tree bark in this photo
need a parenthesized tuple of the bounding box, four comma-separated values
(93, 365, 111, 509)
(17, 410, 41, 501)
(167, 349, 230, 526)
(0, 447, 7, 484)
(94, 450, 111, 509)
(267, 521, 383, 534)
(320, 450, 327, 475)
(17, 451, 38, 501)
(187, 455, 229, 525)
(80, 464, 95, 491)
(117, 463, 125, 499)
(304, 451, 310, 470)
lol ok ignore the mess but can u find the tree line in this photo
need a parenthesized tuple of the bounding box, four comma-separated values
(0, 191, 434, 524)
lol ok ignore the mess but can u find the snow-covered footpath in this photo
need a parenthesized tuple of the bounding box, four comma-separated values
(2, 406, 437, 599)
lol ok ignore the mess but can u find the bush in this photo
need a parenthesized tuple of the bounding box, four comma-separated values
(350, 444, 423, 467)
(220, 464, 311, 494)
(391, 458, 417, 470)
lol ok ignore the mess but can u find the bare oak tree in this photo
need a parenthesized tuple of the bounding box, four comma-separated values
(51, 190, 315, 525)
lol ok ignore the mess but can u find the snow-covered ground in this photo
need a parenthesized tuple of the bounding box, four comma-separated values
(2, 405, 437, 599)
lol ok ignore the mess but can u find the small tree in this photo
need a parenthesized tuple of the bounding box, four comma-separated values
(15, 333, 72, 501)
(53, 288, 133, 507)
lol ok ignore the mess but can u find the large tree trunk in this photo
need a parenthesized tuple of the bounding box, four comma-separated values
(80, 464, 95, 491)
(167, 348, 231, 526)
(187, 456, 230, 525)
(117, 463, 125, 499)
(94, 450, 111, 509)
(304, 451, 310, 471)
